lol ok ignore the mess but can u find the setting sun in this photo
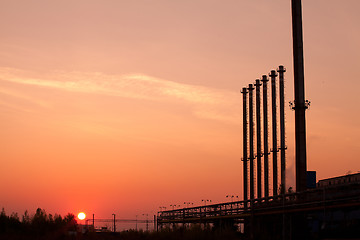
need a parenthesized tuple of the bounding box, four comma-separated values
(77, 212, 86, 220)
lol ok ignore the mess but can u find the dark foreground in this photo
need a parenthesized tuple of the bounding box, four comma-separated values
(3, 228, 360, 240)
(0, 207, 241, 240)
(1, 227, 242, 240)
(83, 228, 241, 240)
(1, 208, 359, 240)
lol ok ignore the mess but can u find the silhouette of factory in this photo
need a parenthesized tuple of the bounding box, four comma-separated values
(157, 1, 360, 239)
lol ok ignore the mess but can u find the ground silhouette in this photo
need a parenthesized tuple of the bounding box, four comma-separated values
(0, 207, 242, 240)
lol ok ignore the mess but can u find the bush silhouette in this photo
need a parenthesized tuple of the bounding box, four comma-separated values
(0, 207, 79, 240)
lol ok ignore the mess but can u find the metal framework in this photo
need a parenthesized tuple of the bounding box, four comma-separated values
(158, 183, 360, 227)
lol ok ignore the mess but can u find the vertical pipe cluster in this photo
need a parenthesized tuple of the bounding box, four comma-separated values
(241, 88, 248, 204)
(248, 84, 255, 200)
(278, 66, 286, 193)
(241, 66, 287, 201)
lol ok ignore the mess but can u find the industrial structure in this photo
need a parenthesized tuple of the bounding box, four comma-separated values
(157, 1, 360, 239)
(240, 66, 288, 202)
(157, 178, 360, 239)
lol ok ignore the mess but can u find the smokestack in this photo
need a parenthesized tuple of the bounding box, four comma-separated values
(278, 66, 286, 194)
(241, 88, 248, 204)
(248, 84, 255, 200)
(269, 70, 278, 196)
(255, 79, 262, 199)
(261, 75, 269, 199)
(291, 0, 307, 192)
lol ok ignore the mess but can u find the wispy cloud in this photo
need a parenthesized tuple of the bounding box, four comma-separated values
(0, 87, 50, 108)
(0, 99, 32, 113)
(0, 67, 241, 124)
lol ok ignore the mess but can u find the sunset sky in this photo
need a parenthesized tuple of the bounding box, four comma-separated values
(1, 0, 360, 221)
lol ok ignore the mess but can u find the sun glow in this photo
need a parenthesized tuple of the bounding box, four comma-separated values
(77, 212, 86, 220)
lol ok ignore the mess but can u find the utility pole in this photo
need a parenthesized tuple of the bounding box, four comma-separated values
(112, 214, 116, 232)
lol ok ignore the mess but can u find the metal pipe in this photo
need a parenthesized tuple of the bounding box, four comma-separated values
(291, 0, 307, 192)
(269, 70, 278, 196)
(278, 65, 286, 194)
(255, 79, 262, 199)
(248, 84, 255, 200)
(241, 87, 248, 204)
(261, 75, 269, 198)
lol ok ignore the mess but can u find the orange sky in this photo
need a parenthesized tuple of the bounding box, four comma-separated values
(1, 0, 360, 220)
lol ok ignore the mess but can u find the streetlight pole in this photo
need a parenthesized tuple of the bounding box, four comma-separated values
(201, 199, 211, 206)
(184, 202, 193, 208)
(227, 195, 238, 202)
(226, 195, 239, 202)
(170, 204, 180, 210)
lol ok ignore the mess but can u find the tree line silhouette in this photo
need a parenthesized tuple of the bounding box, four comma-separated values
(0, 207, 77, 239)
(0, 207, 242, 240)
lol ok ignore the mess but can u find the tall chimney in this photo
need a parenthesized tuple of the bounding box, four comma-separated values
(255, 79, 262, 199)
(278, 66, 286, 194)
(269, 70, 278, 196)
(261, 75, 269, 198)
(291, 0, 307, 192)
(241, 88, 248, 204)
(248, 84, 255, 200)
